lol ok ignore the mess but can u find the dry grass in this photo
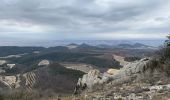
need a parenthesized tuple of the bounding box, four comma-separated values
(152, 92, 170, 100)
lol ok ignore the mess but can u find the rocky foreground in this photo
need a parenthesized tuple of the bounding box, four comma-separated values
(0, 57, 170, 100)
(75, 58, 170, 100)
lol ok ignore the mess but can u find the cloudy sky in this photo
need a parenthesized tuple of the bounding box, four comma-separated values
(0, 0, 170, 41)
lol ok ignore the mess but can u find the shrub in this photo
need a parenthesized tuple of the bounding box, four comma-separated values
(0, 95, 4, 100)
(155, 34, 170, 62)
(124, 56, 141, 62)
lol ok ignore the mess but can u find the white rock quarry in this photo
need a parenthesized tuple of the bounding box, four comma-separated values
(0, 75, 21, 89)
(7, 64, 16, 69)
(61, 62, 94, 73)
(0, 72, 36, 90)
(0, 60, 7, 65)
(38, 60, 50, 66)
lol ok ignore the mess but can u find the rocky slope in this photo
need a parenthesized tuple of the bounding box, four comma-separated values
(0, 61, 85, 94)
(113, 55, 129, 66)
(75, 58, 170, 99)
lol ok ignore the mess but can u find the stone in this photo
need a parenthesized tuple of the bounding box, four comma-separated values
(7, 64, 15, 69)
(107, 69, 119, 75)
(80, 69, 101, 88)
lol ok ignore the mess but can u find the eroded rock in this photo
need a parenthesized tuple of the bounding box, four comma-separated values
(77, 58, 151, 92)
(107, 69, 119, 75)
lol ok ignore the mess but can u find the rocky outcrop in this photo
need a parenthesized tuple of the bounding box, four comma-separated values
(107, 69, 119, 75)
(77, 70, 101, 88)
(76, 69, 114, 94)
(76, 58, 155, 92)
(75, 57, 170, 99)
(112, 58, 150, 79)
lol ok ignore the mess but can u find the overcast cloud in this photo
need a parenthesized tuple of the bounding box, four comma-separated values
(0, 0, 170, 40)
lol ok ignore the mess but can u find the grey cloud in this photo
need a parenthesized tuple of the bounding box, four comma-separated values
(0, 0, 170, 38)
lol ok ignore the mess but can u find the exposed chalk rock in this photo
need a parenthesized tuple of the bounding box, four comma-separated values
(107, 69, 119, 75)
(38, 60, 50, 66)
(77, 58, 151, 90)
(7, 64, 16, 69)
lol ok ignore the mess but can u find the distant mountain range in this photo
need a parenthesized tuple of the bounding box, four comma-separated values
(0, 42, 157, 57)
(67, 42, 158, 50)
(0, 40, 165, 47)
(115, 43, 158, 49)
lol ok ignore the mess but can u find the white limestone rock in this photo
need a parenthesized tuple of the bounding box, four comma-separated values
(78, 70, 102, 88)
(38, 60, 50, 66)
(114, 58, 150, 78)
(7, 64, 16, 69)
(78, 58, 151, 89)
(107, 69, 119, 75)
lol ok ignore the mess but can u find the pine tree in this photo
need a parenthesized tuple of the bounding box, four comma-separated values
(165, 34, 170, 47)
(164, 34, 170, 59)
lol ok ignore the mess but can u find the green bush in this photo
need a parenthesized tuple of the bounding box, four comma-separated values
(124, 56, 141, 62)
(0, 95, 4, 100)
(48, 62, 85, 79)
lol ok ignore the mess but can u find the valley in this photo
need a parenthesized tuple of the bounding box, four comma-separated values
(0, 41, 169, 100)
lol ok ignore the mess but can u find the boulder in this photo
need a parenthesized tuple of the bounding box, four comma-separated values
(107, 69, 119, 75)
(78, 69, 102, 88)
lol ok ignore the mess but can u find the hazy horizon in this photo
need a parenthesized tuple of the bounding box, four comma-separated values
(0, 39, 165, 47)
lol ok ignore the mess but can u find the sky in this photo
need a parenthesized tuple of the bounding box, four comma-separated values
(0, 0, 170, 44)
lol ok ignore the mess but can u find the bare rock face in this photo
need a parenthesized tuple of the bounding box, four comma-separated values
(76, 58, 152, 92)
(38, 60, 50, 66)
(114, 58, 150, 79)
(77, 70, 102, 88)
(76, 70, 114, 93)
(107, 69, 119, 75)
(75, 69, 109, 94)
